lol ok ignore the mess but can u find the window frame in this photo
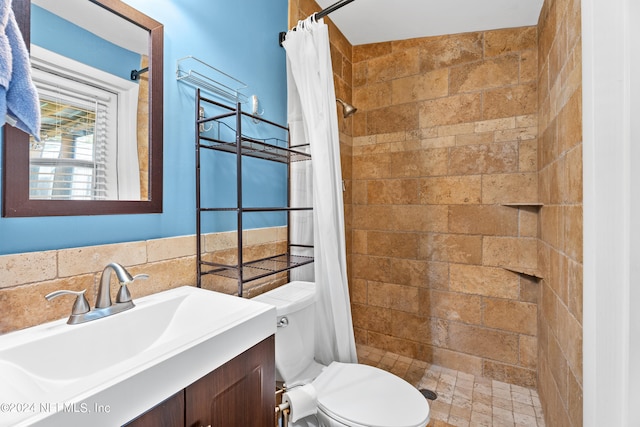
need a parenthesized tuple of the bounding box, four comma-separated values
(29, 45, 139, 201)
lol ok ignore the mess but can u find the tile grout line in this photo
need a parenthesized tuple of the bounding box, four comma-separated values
(356, 344, 545, 427)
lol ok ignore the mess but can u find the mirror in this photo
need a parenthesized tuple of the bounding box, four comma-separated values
(2, 0, 163, 217)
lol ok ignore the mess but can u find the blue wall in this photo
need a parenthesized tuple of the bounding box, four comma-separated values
(0, 0, 289, 255)
(31, 5, 141, 81)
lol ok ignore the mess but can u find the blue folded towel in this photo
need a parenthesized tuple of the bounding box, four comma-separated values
(0, 0, 41, 141)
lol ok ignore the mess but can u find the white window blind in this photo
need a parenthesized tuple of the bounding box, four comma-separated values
(27, 45, 141, 201)
(29, 85, 112, 200)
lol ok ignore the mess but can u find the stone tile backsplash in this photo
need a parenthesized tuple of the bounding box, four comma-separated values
(0, 227, 286, 335)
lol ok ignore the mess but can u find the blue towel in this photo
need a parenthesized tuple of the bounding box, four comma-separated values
(0, 0, 40, 141)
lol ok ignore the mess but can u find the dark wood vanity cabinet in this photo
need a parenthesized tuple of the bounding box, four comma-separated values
(124, 391, 185, 427)
(125, 336, 275, 427)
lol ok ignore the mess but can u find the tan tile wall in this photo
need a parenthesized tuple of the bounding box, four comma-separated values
(537, 0, 583, 425)
(349, 28, 540, 388)
(0, 227, 287, 335)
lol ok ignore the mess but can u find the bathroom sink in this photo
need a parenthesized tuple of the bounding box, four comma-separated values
(0, 286, 276, 426)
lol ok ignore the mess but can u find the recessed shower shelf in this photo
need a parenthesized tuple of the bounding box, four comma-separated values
(501, 203, 544, 208)
(502, 266, 544, 280)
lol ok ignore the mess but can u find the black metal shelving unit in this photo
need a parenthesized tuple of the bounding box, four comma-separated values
(195, 89, 313, 296)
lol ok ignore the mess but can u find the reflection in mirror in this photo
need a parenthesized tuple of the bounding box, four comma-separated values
(30, 0, 149, 201)
(2, 0, 163, 216)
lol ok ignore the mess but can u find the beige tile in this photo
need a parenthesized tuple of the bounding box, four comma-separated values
(449, 264, 520, 299)
(367, 179, 419, 205)
(438, 123, 476, 137)
(483, 83, 537, 120)
(147, 235, 196, 262)
(58, 241, 147, 277)
(352, 153, 391, 179)
(389, 148, 449, 178)
(483, 237, 538, 270)
(366, 48, 421, 83)
(128, 258, 195, 299)
(354, 81, 392, 111)
(456, 132, 494, 147)
(447, 322, 520, 364)
(482, 173, 538, 204)
(392, 68, 449, 104)
(483, 360, 537, 388)
(366, 103, 420, 134)
(419, 32, 484, 71)
(389, 258, 430, 288)
(483, 299, 537, 335)
(0, 250, 57, 288)
(448, 205, 519, 236)
(367, 281, 419, 313)
(367, 231, 418, 259)
(449, 143, 519, 175)
(391, 205, 449, 233)
(484, 27, 537, 57)
(519, 335, 538, 370)
(520, 50, 538, 83)
(474, 117, 516, 133)
(0, 275, 96, 333)
(450, 54, 520, 94)
(494, 127, 538, 143)
(419, 176, 482, 205)
(244, 226, 285, 245)
(428, 290, 482, 324)
(420, 93, 483, 127)
(420, 234, 483, 264)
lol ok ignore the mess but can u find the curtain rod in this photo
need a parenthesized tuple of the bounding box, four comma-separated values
(316, 0, 356, 20)
(279, 0, 357, 46)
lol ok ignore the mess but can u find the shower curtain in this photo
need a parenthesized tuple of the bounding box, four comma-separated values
(283, 16, 357, 365)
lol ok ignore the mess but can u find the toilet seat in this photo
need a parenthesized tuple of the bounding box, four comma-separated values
(312, 362, 430, 427)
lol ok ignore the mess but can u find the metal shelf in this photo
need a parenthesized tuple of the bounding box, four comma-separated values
(176, 56, 248, 103)
(198, 135, 311, 164)
(195, 89, 314, 296)
(200, 253, 314, 284)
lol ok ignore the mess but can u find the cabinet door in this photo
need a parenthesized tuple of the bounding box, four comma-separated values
(185, 336, 275, 427)
(124, 390, 185, 427)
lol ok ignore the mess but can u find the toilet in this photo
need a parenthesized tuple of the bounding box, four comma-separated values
(253, 281, 430, 427)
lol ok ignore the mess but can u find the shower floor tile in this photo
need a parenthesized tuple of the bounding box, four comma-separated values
(356, 344, 545, 427)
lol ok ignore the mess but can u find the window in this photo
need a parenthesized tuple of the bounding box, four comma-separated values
(30, 76, 112, 200)
(28, 45, 140, 201)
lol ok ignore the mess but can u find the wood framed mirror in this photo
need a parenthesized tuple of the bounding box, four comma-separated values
(2, 0, 163, 217)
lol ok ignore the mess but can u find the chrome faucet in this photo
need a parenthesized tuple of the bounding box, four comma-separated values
(45, 262, 148, 325)
(96, 262, 137, 308)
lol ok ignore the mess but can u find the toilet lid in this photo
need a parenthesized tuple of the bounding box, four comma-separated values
(313, 362, 430, 427)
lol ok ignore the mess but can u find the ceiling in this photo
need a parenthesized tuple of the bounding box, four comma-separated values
(33, 0, 148, 54)
(315, 0, 545, 46)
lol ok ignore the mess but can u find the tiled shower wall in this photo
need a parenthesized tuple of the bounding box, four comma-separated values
(537, 0, 583, 424)
(348, 28, 540, 388)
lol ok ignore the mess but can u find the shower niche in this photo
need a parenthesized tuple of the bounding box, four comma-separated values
(193, 88, 314, 297)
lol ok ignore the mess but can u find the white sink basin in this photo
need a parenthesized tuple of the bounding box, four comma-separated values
(0, 286, 276, 426)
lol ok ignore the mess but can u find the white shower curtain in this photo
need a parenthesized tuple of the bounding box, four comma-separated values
(283, 16, 357, 365)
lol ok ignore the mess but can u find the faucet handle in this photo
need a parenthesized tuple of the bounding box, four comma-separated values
(45, 289, 90, 315)
(115, 274, 149, 303)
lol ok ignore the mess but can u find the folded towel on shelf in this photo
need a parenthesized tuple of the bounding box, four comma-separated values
(0, 0, 40, 141)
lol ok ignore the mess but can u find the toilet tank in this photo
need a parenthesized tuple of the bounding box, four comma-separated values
(252, 281, 318, 384)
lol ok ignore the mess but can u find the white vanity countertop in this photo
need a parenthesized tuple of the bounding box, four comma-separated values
(0, 286, 276, 427)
